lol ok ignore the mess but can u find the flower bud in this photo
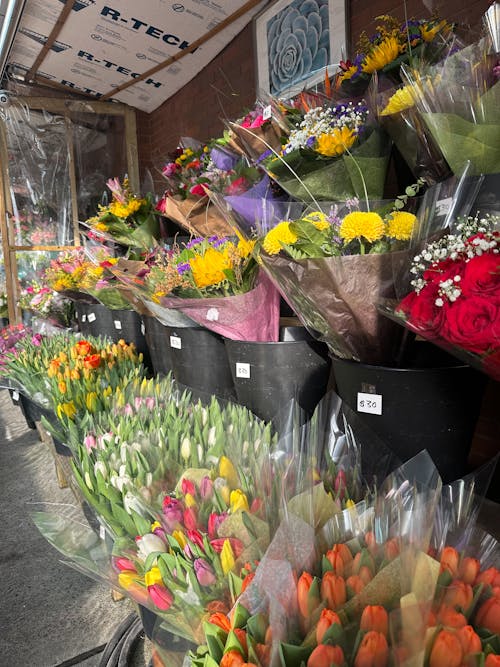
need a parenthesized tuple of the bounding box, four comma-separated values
(194, 558, 217, 586)
(440, 547, 460, 577)
(181, 477, 197, 498)
(297, 572, 318, 618)
(220, 650, 245, 667)
(456, 625, 482, 657)
(476, 567, 500, 588)
(443, 581, 473, 611)
(135, 533, 166, 560)
(230, 489, 250, 513)
(183, 506, 198, 531)
(320, 571, 346, 610)
(354, 630, 389, 667)
(180, 437, 191, 461)
(162, 496, 183, 529)
(360, 605, 389, 637)
(84, 434, 96, 451)
(459, 557, 480, 585)
(307, 644, 344, 667)
(208, 611, 231, 633)
(200, 475, 213, 500)
(219, 456, 239, 489)
(145, 567, 173, 611)
(475, 596, 500, 635)
(346, 574, 365, 596)
(485, 655, 500, 667)
(428, 629, 463, 667)
(316, 608, 342, 644)
(436, 605, 467, 629)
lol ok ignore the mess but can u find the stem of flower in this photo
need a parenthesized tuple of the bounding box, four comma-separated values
(359, 239, 365, 255)
(345, 147, 370, 212)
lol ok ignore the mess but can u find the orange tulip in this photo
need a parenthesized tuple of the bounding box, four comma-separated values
(321, 571, 347, 610)
(476, 596, 500, 635)
(428, 629, 463, 667)
(360, 606, 389, 637)
(354, 630, 389, 667)
(436, 605, 467, 628)
(493, 586, 500, 599)
(316, 608, 342, 644)
(74, 340, 94, 356)
(234, 628, 248, 655)
(443, 581, 473, 611)
(241, 571, 255, 593)
(457, 625, 482, 657)
(255, 642, 271, 667)
(220, 650, 245, 667)
(440, 547, 460, 577)
(384, 538, 399, 561)
(346, 574, 365, 596)
(476, 567, 500, 589)
(307, 644, 344, 667)
(358, 566, 373, 585)
(208, 611, 231, 633)
(83, 353, 102, 369)
(485, 655, 500, 667)
(298, 572, 319, 618)
(326, 544, 353, 574)
(459, 557, 480, 585)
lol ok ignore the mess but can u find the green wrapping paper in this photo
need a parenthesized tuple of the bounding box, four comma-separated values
(265, 129, 391, 201)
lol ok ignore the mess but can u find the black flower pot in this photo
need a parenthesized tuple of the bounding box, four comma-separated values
(165, 326, 236, 401)
(331, 343, 487, 483)
(225, 326, 332, 423)
(142, 315, 173, 377)
(74, 302, 95, 335)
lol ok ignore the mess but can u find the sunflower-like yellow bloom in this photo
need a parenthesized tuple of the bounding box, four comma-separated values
(93, 222, 108, 232)
(109, 198, 143, 218)
(303, 211, 330, 231)
(262, 221, 298, 255)
(386, 211, 417, 240)
(339, 212, 386, 243)
(380, 86, 415, 116)
(316, 127, 356, 157)
(190, 247, 233, 288)
(236, 237, 256, 258)
(339, 64, 359, 81)
(362, 37, 402, 74)
(221, 538, 235, 575)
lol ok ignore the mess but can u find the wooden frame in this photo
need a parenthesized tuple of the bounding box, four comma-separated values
(0, 97, 138, 323)
(254, 0, 348, 97)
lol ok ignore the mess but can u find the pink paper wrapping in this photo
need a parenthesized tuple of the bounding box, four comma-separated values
(158, 271, 280, 342)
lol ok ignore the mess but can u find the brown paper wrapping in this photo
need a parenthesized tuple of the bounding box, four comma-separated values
(262, 251, 409, 364)
(164, 196, 235, 237)
(229, 120, 284, 161)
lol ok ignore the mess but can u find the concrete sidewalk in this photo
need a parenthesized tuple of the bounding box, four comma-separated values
(0, 389, 151, 667)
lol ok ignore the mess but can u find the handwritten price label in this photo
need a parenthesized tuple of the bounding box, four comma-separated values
(236, 362, 251, 379)
(87, 312, 96, 323)
(170, 335, 182, 349)
(357, 392, 383, 415)
(114, 320, 122, 330)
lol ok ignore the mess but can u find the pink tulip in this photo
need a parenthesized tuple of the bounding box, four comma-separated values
(162, 496, 183, 529)
(200, 476, 213, 500)
(181, 478, 197, 498)
(194, 558, 217, 586)
(148, 583, 173, 610)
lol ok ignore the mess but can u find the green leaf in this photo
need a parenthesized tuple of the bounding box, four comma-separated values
(279, 642, 312, 667)
(204, 633, 225, 662)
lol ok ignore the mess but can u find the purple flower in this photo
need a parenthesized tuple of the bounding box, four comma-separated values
(185, 237, 204, 249)
(176, 262, 191, 275)
(193, 558, 217, 586)
(211, 237, 228, 248)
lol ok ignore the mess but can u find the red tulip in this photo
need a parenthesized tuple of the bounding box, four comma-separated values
(436, 604, 467, 628)
(316, 608, 342, 644)
(181, 477, 197, 497)
(83, 353, 102, 369)
(321, 571, 347, 610)
(354, 630, 389, 667)
(208, 611, 231, 633)
(443, 581, 474, 611)
(255, 643, 271, 667)
(183, 506, 198, 531)
(440, 547, 460, 577)
(485, 655, 500, 667)
(457, 625, 482, 657)
(476, 567, 500, 588)
(148, 583, 173, 611)
(476, 596, 500, 635)
(346, 574, 365, 596)
(307, 644, 344, 667)
(428, 629, 463, 667)
(360, 606, 389, 637)
(459, 557, 480, 585)
(298, 572, 319, 618)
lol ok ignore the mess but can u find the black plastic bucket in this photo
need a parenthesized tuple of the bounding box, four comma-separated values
(331, 343, 487, 483)
(225, 326, 332, 423)
(74, 302, 94, 335)
(142, 315, 173, 377)
(166, 326, 236, 401)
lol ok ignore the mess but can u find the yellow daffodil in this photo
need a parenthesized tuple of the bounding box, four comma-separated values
(362, 36, 401, 73)
(339, 212, 386, 243)
(303, 211, 330, 231)
(316, 127, 356, 157)
(386, 211, 417, 240)
(262, 221, 298, 255)
(190, 247, 233, 289)
(219, 456, 239, 489)
(221, 538, 235, 574)
(380, 86, 415, 116)
(230, 489, 250, 513)
(172, 530, 187, 549)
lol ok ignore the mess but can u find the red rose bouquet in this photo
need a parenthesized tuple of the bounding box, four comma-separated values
(392, 212, 500, 380)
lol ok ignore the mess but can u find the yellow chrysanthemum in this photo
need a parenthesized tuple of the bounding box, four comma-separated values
(237, 237, 256, 258)
(303, 211, 330, 231)
(262, 221, 298, 255)
(380, 86, 415, 116)
(316, 127, 356, 157)
(362, 36, 402, 74)
(190, 247, 232, 288)
(339, 212, 386, 243)
(386, 211, 417, 241)
(109, 198, 143, 218)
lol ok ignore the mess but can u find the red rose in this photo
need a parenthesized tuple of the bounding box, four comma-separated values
(441, 296, 500, 354)
(189, 183, 206, 197)
(423, 257, 464, 286)
(397, 282, 446, 337)
(460, 252, 500, 297)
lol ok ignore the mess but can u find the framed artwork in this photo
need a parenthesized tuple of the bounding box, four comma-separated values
(254, 0, 348, 97)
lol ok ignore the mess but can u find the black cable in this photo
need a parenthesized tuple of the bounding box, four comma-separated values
(98, 613, 137, 667)
(117, 618, 144, 667)
(53, 643, 107, 667)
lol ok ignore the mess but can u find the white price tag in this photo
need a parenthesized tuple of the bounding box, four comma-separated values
(114, 320, 122, 330)
(236, 362, 251, 379)
(99, 525, 106, 540)
(357, 392, 383, 415)
(170, 335, 182, 349)
(81, 314, 87, 322)
(141, 322, 145, 335)
(88, 312, 96, 323)
(12, 391, 19, 401)
(436, 197, 452, 216)
(263, 105, 272, 120)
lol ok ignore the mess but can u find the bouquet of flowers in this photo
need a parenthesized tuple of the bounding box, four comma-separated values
(0, 324, 41, 370)
(336, 14, 454, 97)
(18, 279, 75, 327)
(110, 235, 280, 341)
(389, 212, 500, 380)
(0, 291, 8, 320)
(83, 177, 161, 251)
(260, 100, 391, 202)
(258, 184, 423, 363)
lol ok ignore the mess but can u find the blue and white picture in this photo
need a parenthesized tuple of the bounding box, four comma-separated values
(254, 0, 346, 96)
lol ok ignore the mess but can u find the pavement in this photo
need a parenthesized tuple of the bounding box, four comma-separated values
(0, 389, 152, 667)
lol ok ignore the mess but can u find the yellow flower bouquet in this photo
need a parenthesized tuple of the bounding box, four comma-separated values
(259, 187, 423, 363)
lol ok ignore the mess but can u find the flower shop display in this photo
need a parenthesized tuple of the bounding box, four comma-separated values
(388, 213, 500, 381)
(18, 279, 75, 330)
(0, 290, 9, 326)
(83, 177, 161, 252)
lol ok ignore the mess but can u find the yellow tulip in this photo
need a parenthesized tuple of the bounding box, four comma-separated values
(184, 493, 197, 508)
(172, 530, 187, 549)
(58, 381, 67, 394)
(219, 456, 239, 489)
(221, 538, 235, 574)
(230, 489, 249, 513)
